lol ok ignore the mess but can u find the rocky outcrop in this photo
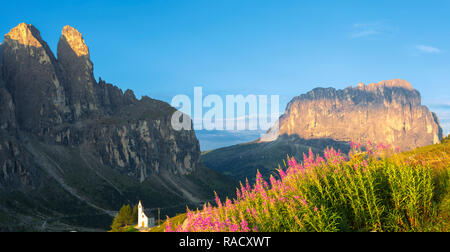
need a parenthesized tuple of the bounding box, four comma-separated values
(0, 23, 235, 231)
(0, 88, 16, 131)
(264, 79, 443, 151)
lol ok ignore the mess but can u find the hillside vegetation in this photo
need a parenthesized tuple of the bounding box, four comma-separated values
(160, 139, 450, 232)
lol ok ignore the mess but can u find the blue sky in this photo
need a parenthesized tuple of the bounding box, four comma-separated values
(1, 0, 449, 150)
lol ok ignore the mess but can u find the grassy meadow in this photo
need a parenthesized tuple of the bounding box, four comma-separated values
(156, 138, 450, 232)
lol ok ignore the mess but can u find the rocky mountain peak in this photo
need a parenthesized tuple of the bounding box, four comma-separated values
(264, 79, 443, 151)
(60, 25, 89, 57)
(57, 25, 98, 119)
(4, 23, 43, 48)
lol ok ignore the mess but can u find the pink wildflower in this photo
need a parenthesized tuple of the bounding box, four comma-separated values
(165, 218, 174, 232)
(215, 192, 222, 208)
(240, 219, 250, 232)
(301, 198, 307, 207)
(236, 188, 242, 200)
(270, 175, 278, 188)
(279, 168, 287, 179)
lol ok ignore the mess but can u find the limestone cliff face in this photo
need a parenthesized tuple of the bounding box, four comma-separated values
(57, 25, 99, 119)
(267, 79, 443, 150)
(2, 23, 69, 135)
(0, 23, 230, 230)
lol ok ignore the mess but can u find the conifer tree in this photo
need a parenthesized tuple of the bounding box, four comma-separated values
(110, 215, 124, 232)
(110, 204, 132, 232)
(132, 204, 138, 224)
(122, 204, 133, 226)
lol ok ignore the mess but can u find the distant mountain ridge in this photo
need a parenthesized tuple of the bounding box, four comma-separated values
(0, 23, 235, 231)
(203, 79, 443, 182)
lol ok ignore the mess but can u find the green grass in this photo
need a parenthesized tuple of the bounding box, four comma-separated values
(125, 226, 139, 232)
(391, 140, 450, 231)
(148, 213, 187, 232)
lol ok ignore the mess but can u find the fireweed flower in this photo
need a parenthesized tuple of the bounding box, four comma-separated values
(270, 175, 278, 188)
(287, 157, 299, 168)
(362, 160, 369, 170)
(301, 198, 307, 207)
(165, 218, 174, 232)
(215, 192, 222, 208)
(225, 198, 233, 208)
(240, 219, 250, 232)
(279, 168, 287, 179)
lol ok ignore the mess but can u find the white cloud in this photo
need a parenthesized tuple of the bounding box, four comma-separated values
(416, 45, 442, 54)
(350, 21, 391, 39)
(351, 30, 380, 38)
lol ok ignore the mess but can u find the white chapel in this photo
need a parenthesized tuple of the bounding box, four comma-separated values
(137, 201, 155, 229)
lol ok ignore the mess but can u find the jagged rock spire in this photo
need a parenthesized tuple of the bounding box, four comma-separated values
(3, 22, 58, 66)
(60, 25, 89, 57)
(57, 25, 92, 65)
(57, 25, 98, 119)
(4, 23, 43, 48)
